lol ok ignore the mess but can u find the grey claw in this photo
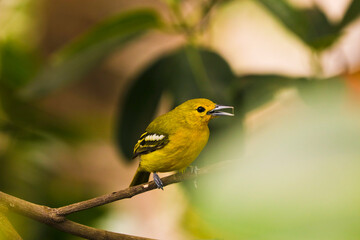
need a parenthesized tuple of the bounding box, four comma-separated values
(153, 172, 164, 190)
(189, 166, 199, 189)
(189, 165, 200, 175)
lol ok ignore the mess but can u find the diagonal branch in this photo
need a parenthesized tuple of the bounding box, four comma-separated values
(0, 161, 229, 239)
(0, 191, 154, 240)
(56, 161, 228, 216)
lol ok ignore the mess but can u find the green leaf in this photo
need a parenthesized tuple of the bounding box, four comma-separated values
(0, 83, 84, 142)
(234, 74, 295, 113)
(0, 41, 40, 89)
(296, 76, 346, 110)
(116, 47, 236, 160)
(117, 63, 166, 161)
(0, 42, 82, 141)
(0, 212, 22, 240)
(303, 8, 340, 50)
(256, 0, 340, 50)
(340, 0, 360, 28)
(20, 9, 162, 99)
(256, 0, 308, 40)
(168, 46, 236, 104)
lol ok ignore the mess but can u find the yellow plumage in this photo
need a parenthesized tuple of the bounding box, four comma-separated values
(130, 98, 233, 189)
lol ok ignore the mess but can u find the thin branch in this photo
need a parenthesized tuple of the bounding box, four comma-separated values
(48, 219, 155, 240)
(0, 161, 229, 239)
(0, 191, 154, 240)
(56, 160, 229, 216)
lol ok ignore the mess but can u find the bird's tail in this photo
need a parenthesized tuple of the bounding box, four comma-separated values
(129, 168, 150, 187)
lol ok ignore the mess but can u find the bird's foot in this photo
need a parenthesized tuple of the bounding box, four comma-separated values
(188, 166, 199, 189)
(189, 165, 200, 175)
(153, 172, 164, 190)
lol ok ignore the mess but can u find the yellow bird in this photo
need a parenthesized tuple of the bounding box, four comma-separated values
(129, 98, 234, 189)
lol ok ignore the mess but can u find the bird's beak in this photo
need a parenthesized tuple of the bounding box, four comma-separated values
(207, 105, 234, 116)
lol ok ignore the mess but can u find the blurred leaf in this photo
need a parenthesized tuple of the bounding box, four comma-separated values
(256, 0, 340, 50)
(234, 74, 295, 113)
(303, 8, 340, 50)
(116, 47, 236, 160)
(257, 0, 308, 38)
(0, 211, 22, 240)
(0, 85, 83, 142)
(0, 41, 41, 89)
(117, 63, 166, 161)
(0, 41, 83, 141)
(340, 0, 360, 29)
(170, 46, 236, 104)
(182, 205, 220, 239)
(296, 77, 346, 110)
(191, 109, 360, 239)
(20, 9, 163, 99)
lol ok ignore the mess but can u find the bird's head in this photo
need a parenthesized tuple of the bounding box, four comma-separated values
(175, 98, 234, 127)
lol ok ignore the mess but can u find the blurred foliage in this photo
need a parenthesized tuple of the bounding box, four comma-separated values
(296, 76, 346, 110)
(0, 42, 84, 142)
(0, 41, 40, 89)
(0, 0, 359, 239)
(234, 74, 295, 112)
(256, 0, 360, 50)
(339, 0, 360, 28)
(21, 9, 163, 99)
(188, 102, 360, 240)
(0, 139, 107, 240)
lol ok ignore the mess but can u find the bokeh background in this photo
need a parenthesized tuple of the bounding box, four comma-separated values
(0, 0, 360, 239)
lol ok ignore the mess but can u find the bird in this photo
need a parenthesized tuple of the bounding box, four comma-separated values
(129, 98, 234, 189)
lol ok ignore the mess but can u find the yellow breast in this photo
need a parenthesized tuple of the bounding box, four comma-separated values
(139, 126, 209, 173)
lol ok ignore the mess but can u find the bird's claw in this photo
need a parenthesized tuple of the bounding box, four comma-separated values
(188, 166, 199, 189)
(189, 165, 200, 175)
(153, 172, 164, 190)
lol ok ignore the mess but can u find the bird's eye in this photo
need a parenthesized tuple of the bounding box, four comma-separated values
(197, 106, 205, 113)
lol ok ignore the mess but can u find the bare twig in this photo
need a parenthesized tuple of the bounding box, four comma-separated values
(0, 191, 154, 240)
(55, 162, 227, 216)
(56, 161, 228, 216)
(0, 161, 229, 239)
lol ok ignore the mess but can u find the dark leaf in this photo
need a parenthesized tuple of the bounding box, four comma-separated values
(0, 41, 40, 89)
(257, 0, 340, 50)
(0, 42, 83, 141)
(234, 74, 295, 113)
(117, 62, 166, 161)
(116, 47, 236, 160)
(303, 8, 340, 50)
(340, 0, 360, 28)
(257, 0, 308, 40)
(0, 85, 84, 142)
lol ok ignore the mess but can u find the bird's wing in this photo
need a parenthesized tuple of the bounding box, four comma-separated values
(132, 132, 170, 159)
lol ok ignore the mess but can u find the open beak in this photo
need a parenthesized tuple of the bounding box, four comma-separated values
(207, 105, 234, 116)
